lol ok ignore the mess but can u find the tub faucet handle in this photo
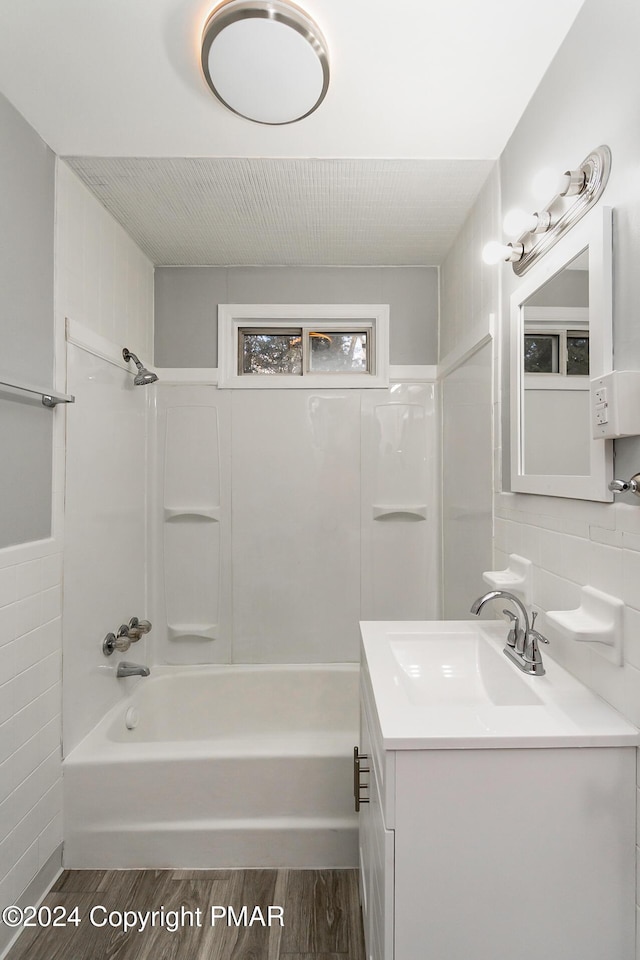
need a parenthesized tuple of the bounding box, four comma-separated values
(103, 632, 130, 656)
(127, 617, 152, 641)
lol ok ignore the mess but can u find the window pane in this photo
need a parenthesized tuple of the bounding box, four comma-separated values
(567, 335, 589, 376)
(524, 335, 559, 373)
(240, 331, 302, 375)
(309, 332, 368, 373)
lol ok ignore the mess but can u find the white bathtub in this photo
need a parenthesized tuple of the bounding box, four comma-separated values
(63, 663, 359, 869)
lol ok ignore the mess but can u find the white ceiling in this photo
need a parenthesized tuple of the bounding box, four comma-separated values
(0, 0, 586, 265)
(0, 0, 584, 158)
(65, 156, 493, 265)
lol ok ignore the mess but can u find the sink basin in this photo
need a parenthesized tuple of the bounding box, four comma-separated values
(360, 619, 639, 750)
(389, 633, 542, 707)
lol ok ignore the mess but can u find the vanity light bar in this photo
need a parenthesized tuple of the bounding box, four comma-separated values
(482, 145, 611, 276)
(503, 208, 551, 238)
(482, 241, 523, 265)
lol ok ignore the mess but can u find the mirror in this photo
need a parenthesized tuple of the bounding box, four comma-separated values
(510, 207, 613, 501)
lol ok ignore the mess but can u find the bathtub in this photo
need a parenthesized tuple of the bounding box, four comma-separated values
(63, 663, 359, 869)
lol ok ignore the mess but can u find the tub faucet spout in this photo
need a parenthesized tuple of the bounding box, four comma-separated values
(117, 661, 150, 678)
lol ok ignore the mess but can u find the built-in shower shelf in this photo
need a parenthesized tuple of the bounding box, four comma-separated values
(164, 507, 220, 521)
(372, 504, 427, 521)
(167, 623, 218, 641)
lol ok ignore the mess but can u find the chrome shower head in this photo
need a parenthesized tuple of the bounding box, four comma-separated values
(122, 348, 158, 385)
(134, 368, 159, 386)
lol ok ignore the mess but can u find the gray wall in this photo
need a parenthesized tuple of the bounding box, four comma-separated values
(154, 266, 439, 367)
(527, 269, 588, 308)
(0, 93, 55, 547)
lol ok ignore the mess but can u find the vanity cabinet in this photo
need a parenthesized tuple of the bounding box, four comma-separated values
(358, 685, 394, 960)
(358, 659, 636, 960)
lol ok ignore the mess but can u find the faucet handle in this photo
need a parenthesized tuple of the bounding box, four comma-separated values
(103, 632, 130, 656)
(529, 611, 550, 644)
(127, 617, 152, 641)
(502, 609, 519, 648)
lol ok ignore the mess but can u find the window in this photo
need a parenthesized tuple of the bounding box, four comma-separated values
(566, 334, 589, 376)
(524, 328, 589, 376)
(240, 329, 303, 375)
(218, 304, 389, 388)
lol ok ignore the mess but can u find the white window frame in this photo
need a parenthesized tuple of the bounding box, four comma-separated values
(217, 303, 389, 389)
(523, 306, 589, 385)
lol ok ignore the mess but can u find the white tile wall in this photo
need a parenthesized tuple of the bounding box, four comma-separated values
(56, 160, 154, 359)
(493, 495, 640, 723)
(0, 552, 63, 922)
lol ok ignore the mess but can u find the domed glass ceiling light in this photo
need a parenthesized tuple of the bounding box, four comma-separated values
(201, 0, 330, 125)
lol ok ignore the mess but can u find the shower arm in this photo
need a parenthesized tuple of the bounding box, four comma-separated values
(122, 347, 143, 371)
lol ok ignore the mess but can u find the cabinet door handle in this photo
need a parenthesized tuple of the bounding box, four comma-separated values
(353, 746, 370, 812)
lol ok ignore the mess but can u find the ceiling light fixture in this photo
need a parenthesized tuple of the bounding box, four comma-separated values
(201, 0, 330, 125)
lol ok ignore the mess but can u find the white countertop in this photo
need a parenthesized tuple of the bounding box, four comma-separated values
(360, 619, 640, 750)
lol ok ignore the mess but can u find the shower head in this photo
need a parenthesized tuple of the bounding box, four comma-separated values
(122, 348, 159, 385)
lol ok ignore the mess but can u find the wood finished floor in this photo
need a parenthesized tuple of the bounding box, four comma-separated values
(6, 869, 365, 960)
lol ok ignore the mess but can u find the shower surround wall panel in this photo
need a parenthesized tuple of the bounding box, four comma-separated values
(151, 385, 232, 665)
(231, 389, 362, 663)
(56, 161, 154, 754)
(153, 379, 439, 664)
(361, 382, 440, 620)
(441, 343, 494, 619)
(439, 167, 499, 619)
(63, 342, 151, 753)
(164, 407, 221, 644)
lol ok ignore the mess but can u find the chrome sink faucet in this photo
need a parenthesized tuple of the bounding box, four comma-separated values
(470, 590, 549, 676)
